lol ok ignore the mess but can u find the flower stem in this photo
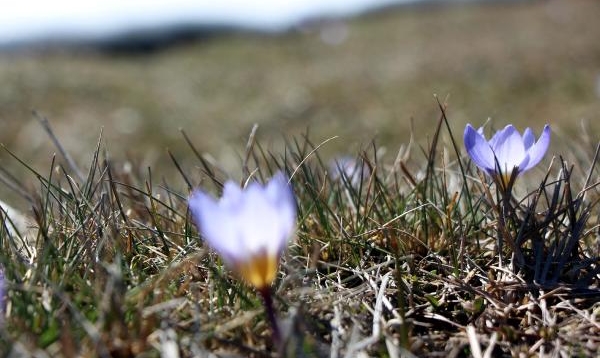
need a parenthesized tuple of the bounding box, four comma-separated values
(258, 286, 281, 349)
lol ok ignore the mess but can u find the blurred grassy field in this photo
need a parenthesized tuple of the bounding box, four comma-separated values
(1, 0, 599, 204)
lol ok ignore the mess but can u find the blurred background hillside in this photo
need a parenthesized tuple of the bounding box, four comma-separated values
(1, 0, 599, 206)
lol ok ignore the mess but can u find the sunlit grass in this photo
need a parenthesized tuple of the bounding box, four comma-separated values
(1, 103, 598, 357)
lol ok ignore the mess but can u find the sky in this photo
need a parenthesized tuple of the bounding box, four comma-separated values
(0, 0, 414, 45)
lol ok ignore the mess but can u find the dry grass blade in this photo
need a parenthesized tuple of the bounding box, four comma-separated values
(32, 111, 85, 183)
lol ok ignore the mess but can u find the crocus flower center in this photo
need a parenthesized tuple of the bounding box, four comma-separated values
(495, 167, 517, 190)
(235, 250, 279, 290)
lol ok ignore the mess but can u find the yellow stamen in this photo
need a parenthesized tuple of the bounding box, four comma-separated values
(499, 173, 511, 189)
(495, 168, 518, 193)
(236, 252, 279, 289)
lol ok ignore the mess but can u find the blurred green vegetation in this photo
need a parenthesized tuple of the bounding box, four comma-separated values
(1, 0, 599, 204)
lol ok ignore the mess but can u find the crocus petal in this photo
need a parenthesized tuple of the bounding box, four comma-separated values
(522, 128, 535, 149)
(491, 125, 525, 172)
(188, 190, 217, 239)
(464, 124, 496, 172)
(488, 124, 512, 149)
(238, 175, 295, 256)
(264, 172, 297, 249)
(517, 154, 530, 176)
(265, 172, 295, 210)
(329, 156, 370, 186)
(237, 182, 284, 255)
(188, 189, 242, 264)
(220, 181, 244, 210)
(521, 124, 551, 172)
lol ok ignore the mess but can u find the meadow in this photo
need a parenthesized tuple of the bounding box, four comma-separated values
(1, 0, 600, 356)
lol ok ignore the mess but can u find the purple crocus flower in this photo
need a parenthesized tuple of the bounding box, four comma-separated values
(464, 124, 551, 186)
(188, 172, 296, 289)
(329, 156, 370, 186)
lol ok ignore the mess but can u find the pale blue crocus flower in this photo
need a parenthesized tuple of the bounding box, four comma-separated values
(188, 171, 296, 289)
(329, 156, 370, 186)
(464, 124, 551, 187)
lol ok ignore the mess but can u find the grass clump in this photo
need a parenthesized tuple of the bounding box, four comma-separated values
(0, 105, 599, 357)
